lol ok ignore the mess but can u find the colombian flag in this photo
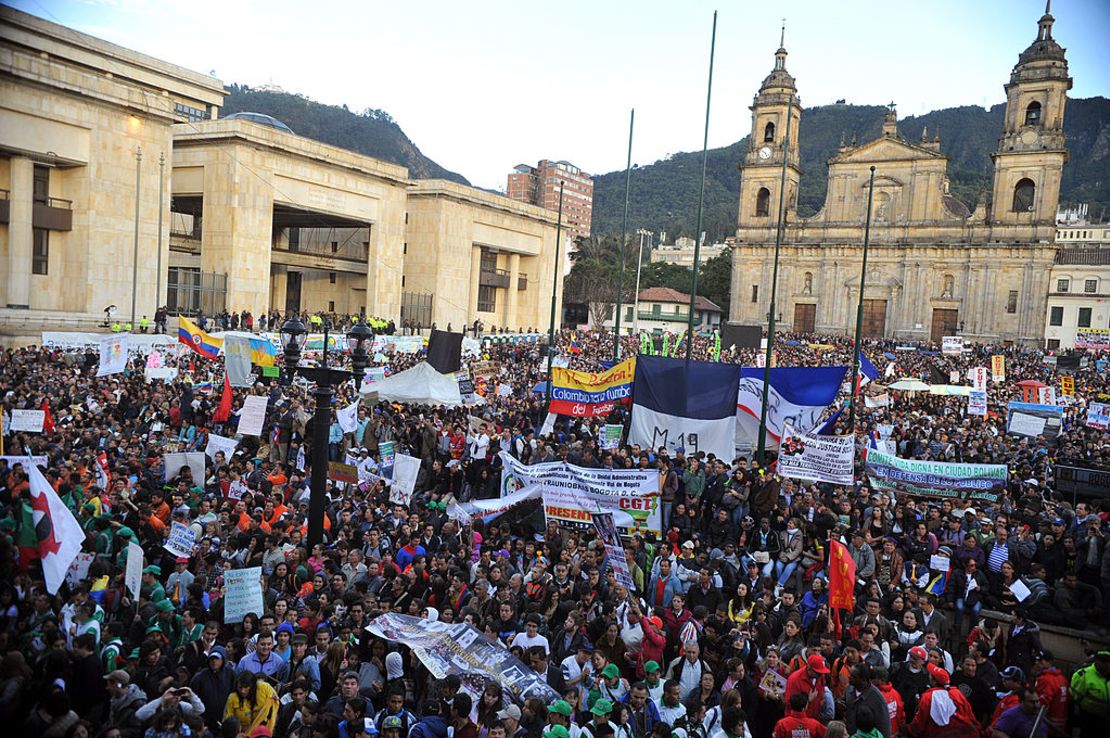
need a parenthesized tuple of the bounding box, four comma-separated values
(178, 316, 222, 359)
(549, 357, 635, 417)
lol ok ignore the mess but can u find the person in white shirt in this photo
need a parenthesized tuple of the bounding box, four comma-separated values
(657, 679, 688, 726)
(510, 614, 550, 654)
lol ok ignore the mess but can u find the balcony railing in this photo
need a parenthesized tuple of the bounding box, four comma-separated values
(32, 196, 72, 231)
(479, 268, 511, 289)
(0, 189, 8, 224)
(638, 311, 688, 321)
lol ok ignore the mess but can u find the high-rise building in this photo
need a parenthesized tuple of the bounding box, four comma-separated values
(507, 160, 593, 240)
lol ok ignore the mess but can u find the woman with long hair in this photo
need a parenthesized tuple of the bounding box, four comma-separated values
(318, 640, 347, 700)
(224, 671, 278, 733)
(726, 583, 755, 625)
(476, 682, 503, 738)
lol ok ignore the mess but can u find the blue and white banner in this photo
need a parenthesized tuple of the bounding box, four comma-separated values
(628, 356, 741, 461)
(736, 366, 847, 450)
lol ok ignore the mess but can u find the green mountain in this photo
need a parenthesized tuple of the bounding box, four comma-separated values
(221, 84, 470, 185)
(592, 97, 1110, 241)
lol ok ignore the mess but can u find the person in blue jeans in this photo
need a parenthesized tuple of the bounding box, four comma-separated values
(775, 517, 804, 590)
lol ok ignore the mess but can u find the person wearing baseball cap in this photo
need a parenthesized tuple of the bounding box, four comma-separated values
(891, 645, 931, 722)
(1032, 650, 1069, 737)
(990, 667, 1027, 728)
(584, 698, 614, 738)
(906, 663, 978, 738)
(598, 663, 629, 703)
(783, 653, 829, 721)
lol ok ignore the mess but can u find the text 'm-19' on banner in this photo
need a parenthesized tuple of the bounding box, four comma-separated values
(549, 357, 635, 418)
(776, 421, 855, 486)
(628, 356, 741, 461)
(864, 448, 1008, 501)
(735, 366, 847, 452)
(499, 451, 660, 536)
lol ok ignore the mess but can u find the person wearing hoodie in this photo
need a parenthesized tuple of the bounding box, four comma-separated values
(906, 665, 979, 738)
(105, 669, 148, 738)
(191, 644, 236, 730)
(409, 699, 451, 738)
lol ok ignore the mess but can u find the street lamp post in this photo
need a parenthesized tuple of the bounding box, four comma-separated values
(155, 153, 165, 316)
(545, 182, 566, 409)
(130, 146, 142, 332)
(280, 314, 362, 549)
(847, 166, 877, 457)
(348, 312, 373, 380)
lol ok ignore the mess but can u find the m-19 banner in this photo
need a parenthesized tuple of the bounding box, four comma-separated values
(865, 448, 1007, 500)
(549, 357, 635, 417)
(499, 451, 660, 535)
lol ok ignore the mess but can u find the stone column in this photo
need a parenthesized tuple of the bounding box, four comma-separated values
(7, 157, 33, 309)
(467, 246, 480, 322)
(505, 252, 521, 331)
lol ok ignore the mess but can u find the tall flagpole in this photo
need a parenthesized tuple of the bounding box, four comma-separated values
(545, 182, 566, 410)
(685, 10, 718, 362)
(848, 166, 877, 462)
(756, 93, 794, 464)
(614, 109, 635, 361)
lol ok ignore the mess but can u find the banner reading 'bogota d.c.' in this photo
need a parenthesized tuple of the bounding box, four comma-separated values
(865, 448, 1007, 500)
(549, 357, 635, 417)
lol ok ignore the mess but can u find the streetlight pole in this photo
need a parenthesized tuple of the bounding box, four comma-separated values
(614, 109, 634, 361)
(685, 11, 717, 361)
(756, 93, 794, 465)
(633, 229, 650, 335)
(130, 145, 142, 332)
(155, 152, 165, 316)
(545, 182, 566, 409)
(847, 166, 877, 455)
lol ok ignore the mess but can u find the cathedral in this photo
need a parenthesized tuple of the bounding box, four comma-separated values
(729, 4, 1070, 344)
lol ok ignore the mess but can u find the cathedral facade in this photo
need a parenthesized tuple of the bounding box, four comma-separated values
(729, 6, 1070, 344)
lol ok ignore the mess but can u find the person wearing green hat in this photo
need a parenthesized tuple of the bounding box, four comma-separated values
(544, 726, 570, 738)
(547, 700, 574, 735)
(593, 663, 628, 706)
(583, 698, 614, 738)
(142, 565, 167, 603)
(643, 661, 663, 703)
(150, 597, 183, 645)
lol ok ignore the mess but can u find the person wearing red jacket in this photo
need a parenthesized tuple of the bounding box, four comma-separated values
(773, 693, 826, 738)
(1033, 650, 1069, 738)
(873, 666, 906, 737)
(990, 666, 1027, 728)
(908, 665, 979, 738)
(784, 654, 830, 721)
(633, 608, 665, 680)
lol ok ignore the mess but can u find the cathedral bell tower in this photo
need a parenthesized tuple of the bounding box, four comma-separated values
(738, 25, 802, 227)
(990, 1, 1071, 225)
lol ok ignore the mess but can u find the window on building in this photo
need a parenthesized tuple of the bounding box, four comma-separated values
(1024, 101, 1041, 126)
(1078, 307, 1092, 328)
(651, 303, 661, 317)
(1049, 306, 1063, 326)
(625, 306, 633, 321)
(1047, 338, 1060, 350)
(751, 285, 759, 303)
(755, 188, 771, 217)
(477, 285, 496, 313)
(331, 241, 339, 253)
(1012, 178, 1035, 212)
(328, 301, 335, 312)
(1007, 290, 1018, 314)
(33, 165, 50, 205)
(1085, 279, 1098, 293)
(288, 227, 300, 252)
(1057, 278, 1070, 293)
(329, 272, 337, 284)
(763, 122, 775, 142)
(32, 228, 48, 275)
(480, 248, 497, 273)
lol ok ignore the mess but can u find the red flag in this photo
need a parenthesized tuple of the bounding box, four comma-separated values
(828, 538, 857, 611)
(213, 372, 233, 423)
(41, 399, 55, 434)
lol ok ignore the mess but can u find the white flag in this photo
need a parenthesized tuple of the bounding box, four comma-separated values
(337, 400, 359, 434)
(27, 464, 85, 594)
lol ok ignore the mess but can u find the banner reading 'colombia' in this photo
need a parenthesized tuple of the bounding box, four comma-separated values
(865, 448, 1007, 500)
(549, 357, 635, 417)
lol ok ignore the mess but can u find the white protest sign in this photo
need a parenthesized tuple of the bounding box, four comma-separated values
(145, 367, 178, 383)
(1009, 579, 1032, 602)
(968, 390, 987, 417)
(1037, 386, 1057, 406)
(928, 554, 951, 572)
(238, 395, 269, 436)
(1009, 412, 1047, 437)
(125, 541, 144, 600)
(942, 336, 963, 355)
(969, 367, 988, 391)
(776, 422, 855, 486)
(164, 521, 197, 558)
(10, 409, 45, 433)
(223, 566, 264, 623)
(539, 412, 556, 437)
(390, 453, 421, 506)
(227, 481, 249, 501)
(337, 400, 359, 434)
(204, 433, 238, 461)
(65, 552, 96, 589)
(163, 452, 206, 484)
(97, 335, 130, 377)
(1086, 402, 1110, 431)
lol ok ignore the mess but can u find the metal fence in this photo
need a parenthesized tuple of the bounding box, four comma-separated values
(400, 291, 433, 328)
(167, 268, 227, 316)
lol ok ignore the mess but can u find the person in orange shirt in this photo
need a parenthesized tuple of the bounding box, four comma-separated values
(266, 465, 288, 492)
(150, 488, 172, 525)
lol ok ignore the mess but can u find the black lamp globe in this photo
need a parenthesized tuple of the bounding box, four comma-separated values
(347, 315, 373, 378)
(279, 314, 308, 378)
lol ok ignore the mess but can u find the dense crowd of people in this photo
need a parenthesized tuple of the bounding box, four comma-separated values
(1, 326, 1108, 738)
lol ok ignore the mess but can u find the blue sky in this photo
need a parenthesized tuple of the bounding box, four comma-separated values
(14, 0, 1109, 190)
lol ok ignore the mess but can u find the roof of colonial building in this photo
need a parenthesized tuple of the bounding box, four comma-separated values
(638, 287, 722, 313)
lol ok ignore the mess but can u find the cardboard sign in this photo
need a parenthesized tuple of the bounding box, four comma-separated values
(10, 409, 45, 433)
(164, 521, 197, 558)
(223, 567, 264, 623)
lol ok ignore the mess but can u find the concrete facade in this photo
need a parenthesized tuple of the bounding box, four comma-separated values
(730, 7, 1071, 345)
(1044, 249, 1110, 349)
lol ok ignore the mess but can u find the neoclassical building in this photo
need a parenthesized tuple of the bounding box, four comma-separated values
(730, 5, 1070, 344)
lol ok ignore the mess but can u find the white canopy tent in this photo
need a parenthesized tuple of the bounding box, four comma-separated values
(362, 362, 463, 406)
